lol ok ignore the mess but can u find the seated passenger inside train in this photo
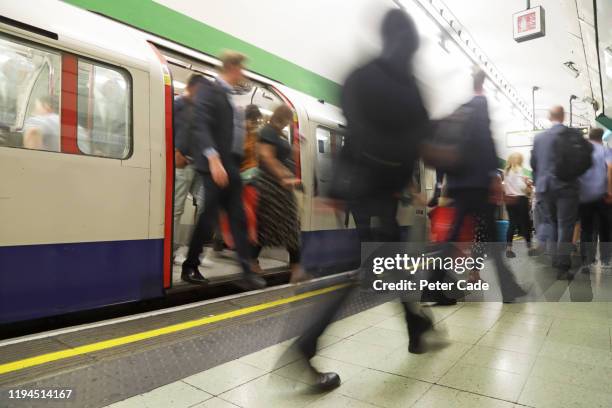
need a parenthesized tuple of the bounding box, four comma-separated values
(23, 96, 60, 152)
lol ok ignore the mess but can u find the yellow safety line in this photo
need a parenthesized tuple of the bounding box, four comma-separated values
(0, 283, 351, 375)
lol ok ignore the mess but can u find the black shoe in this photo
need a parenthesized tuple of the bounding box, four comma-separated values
(313, 371, 341, 391)
(580, 265, 591, 274)
(505, 250, 516, 258)
(238, 273, 267, 290)
(181, 265, 209, 285)
(408, 315, 433, 354)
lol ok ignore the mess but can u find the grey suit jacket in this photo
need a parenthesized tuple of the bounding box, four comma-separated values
(530, 123, 578, 193)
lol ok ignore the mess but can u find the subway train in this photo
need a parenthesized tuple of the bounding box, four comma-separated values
(0, 1, 431, 324)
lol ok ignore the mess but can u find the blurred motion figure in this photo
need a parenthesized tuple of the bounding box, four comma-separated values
(292, 9, 435, 392)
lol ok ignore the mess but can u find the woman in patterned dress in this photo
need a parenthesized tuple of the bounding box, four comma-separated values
(252, 105, 307, 282)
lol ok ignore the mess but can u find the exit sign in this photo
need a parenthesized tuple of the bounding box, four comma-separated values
(513, 6, 545, 42)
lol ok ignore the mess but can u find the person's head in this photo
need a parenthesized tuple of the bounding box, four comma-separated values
(380, 9, 419, 74)
(245, 104, 262, 130)
(185, 74, 204, 99)
(269, 104, 293, 131)
(588, 127, 604, 143)
(549, 106, 565, 124)
(505, 152, 524, 173)
(473, 69, 486, 94)
(34, 95, 56, 115)
(220, 51, 247, 86)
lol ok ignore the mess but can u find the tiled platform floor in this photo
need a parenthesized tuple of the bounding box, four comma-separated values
(105, 299, 612, 408)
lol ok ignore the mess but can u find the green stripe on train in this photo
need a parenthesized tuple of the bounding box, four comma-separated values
(62, 0, 342, 105)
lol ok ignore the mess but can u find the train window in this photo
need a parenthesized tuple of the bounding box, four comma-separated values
(76, 60, 131, 158)
(0, 34, 61, 151)
(315, 126, 344, 197)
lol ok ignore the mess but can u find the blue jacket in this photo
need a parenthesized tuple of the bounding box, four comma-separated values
(530, 123, 578, 193)
(446, 95, 499, 190)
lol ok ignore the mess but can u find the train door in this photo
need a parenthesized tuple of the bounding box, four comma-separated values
(0, 31, 154, 323)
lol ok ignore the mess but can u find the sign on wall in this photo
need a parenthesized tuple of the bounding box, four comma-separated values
(513, 6, 545, 42)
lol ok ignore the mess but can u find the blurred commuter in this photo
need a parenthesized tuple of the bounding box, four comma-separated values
(293, 10, 435, 391)
(241, 104, 263, 177)
(23, 96, 60, 151)
(182, 51, 266, 290)
(252, 105, 306, 282)
(172, 74, 211, 266)
(432, 70, 526, 302)
(503, 152, 534, 257)
(578, 128, 611, 272)
(219, 105, 262, 266)
(531, 106, 592, 278)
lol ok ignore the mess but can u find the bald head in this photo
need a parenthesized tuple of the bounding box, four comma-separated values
(549, 106, 565, 123)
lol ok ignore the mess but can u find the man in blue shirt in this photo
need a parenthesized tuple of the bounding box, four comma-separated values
(578, 128, 612, 271)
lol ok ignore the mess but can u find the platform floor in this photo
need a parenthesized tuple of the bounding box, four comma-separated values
(104, 299, 612, 408)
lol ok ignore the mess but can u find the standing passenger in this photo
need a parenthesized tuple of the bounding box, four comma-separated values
(503, 152, 535, 257)
(578, 128, 611, 272)
(252, 105, 306, 283)
(531, 106, 589, 279)
(182, 51, 266, 290)
(172, 74, 210, 266)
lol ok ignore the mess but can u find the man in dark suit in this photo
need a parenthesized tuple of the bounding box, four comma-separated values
(182, 51, 266, 290)
(442, 70, 526, 302)
(531, 106, 580, 278)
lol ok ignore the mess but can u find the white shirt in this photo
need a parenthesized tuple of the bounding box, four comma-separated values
(504, 168, 528, 196)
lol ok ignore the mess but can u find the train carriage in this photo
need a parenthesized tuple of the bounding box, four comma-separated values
(0, 0, 427, 324)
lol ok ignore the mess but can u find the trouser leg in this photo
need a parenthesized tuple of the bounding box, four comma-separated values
(189, 167, 205, 221)
(173, 166, 194, 249)
(599, 202, 611, 263)
(223, 171, 253, 276)
(296, 286, 354, 360)
(580, 202, 596, 265)
(506, 202, 518, 245)
(185, 173, 219, 268)
(518, 196, 532, 245)
(556, 193, 579, 270)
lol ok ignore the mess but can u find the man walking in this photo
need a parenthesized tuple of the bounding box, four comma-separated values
(182, 51, 265, 290)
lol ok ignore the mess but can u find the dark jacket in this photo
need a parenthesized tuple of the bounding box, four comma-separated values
(446, 95, 499, 190)
(191, 79, 237, 173)
(338, 9, 430, 195)
(173, 95, 194, 160)
(530, 123, 578, 193)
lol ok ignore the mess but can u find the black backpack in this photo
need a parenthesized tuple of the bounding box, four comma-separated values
(422, 105, 473, 174)
(553, 127, 593, 181)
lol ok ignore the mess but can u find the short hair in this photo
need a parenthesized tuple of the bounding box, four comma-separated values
(220, 51, 247, 71)
(549, 106, 565, 122)
(269, 104, 293, 129)
(245, 104, 262, 121)
(473, 69, 486, 91)
(589, 127, 604, 142)
(186, 74, 204, 89)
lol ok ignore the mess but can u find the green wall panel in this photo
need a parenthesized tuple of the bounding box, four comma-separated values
(62, 0, 341, 105)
